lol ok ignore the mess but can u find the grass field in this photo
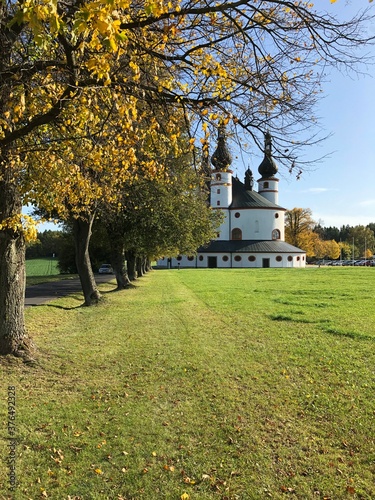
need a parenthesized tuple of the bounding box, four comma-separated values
(26, 258, 60, 277)
(1, 268, 374, 499)
(26, 258, 77, 286)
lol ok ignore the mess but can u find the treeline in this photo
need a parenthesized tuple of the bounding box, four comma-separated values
(285, 208, 375, 260)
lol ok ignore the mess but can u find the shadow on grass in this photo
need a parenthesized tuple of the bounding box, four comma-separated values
(269, 314, 374, 342)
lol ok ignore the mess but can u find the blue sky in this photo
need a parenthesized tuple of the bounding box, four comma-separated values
(247, 0, 375, 228)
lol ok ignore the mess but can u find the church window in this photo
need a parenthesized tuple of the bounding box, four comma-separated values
(231, 228, 242, 240)
(217, 200, 220, 206)
(275, 213, 279, 218)
(177, 255, 182, 261)
(217, 188, 221, 194)
(264, 181, 269, 188)
(222, 255, 229, 262)
(216, 174, 221, 181)
(187, 256, 194, 261)
(199, 255, 204, 261)
(248, 256, 256, 262)
(234, 212, 240, 218)
(234, 255, 242, 262)
(288, 256, 293, 262)
(276, 256, 282, 262)
(297, 256, 300, 261)
(272, 229, 281, 240)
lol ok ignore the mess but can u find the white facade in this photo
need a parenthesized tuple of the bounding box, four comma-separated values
(157, 132, 306, 269)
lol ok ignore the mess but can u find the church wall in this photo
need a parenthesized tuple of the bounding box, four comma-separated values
(156, 252, 306, 269)
(210, 171, 233, 208)
(215, 208, 230, 240)
(229, 208, 285, 241)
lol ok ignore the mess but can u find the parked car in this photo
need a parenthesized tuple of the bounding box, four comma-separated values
(98, 264, 114, 274)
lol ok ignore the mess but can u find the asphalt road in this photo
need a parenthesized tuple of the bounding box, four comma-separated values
(25, 274, 115, 307)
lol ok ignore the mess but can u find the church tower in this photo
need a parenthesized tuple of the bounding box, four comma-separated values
(210, 125, 233, 209)
(257, 132, 279, 205)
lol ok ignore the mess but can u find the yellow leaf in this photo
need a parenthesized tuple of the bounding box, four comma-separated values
(181, 494, 190, 500)
(94, 468, 103, 475)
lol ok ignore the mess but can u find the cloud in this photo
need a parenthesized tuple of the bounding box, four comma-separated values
(308, 188, 330, 193)
(300, 187, 339, 194)
(359, 199, 375, 207)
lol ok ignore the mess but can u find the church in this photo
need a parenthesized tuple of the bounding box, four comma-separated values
(157, 128, 306, 269)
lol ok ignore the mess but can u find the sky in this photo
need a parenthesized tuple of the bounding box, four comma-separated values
(236, 0, 375, 229)
(35, 0, 375, 232)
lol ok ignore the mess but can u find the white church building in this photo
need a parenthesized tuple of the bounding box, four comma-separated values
(157, 128, 306, 269)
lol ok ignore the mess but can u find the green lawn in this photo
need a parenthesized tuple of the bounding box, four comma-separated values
(26, 258, 60, 277)
(26, 258, 77, 286)
(1, 268, 374, 499)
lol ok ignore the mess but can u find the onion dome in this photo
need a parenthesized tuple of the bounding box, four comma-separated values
(244, 168, 254, 191)
(258, 131, 278, 178)
(211, 125, 232, 171)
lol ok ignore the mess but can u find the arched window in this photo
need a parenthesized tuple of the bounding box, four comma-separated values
(231, 228, 242, 240)
(264, 181, 269, 188)
(272, 229, 281, 240)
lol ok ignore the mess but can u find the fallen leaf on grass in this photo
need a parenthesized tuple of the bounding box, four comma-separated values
(280, 485, 296, 493)
(163, 464, 175, 471)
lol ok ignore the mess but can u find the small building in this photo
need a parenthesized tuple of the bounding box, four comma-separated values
(158, 129, 306, 269)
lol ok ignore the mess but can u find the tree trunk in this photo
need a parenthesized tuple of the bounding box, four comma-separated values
(0, 160, 33, 357)
(126, 250, 137, 281)
(72, 216, 101, 306)
(136, 256, 144, 277)
(107, 231, 130, 289)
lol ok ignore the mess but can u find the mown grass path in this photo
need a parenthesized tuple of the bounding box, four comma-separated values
(1, 268, 374, 499)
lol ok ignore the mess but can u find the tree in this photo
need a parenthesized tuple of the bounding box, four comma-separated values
(285, 208, 317, 250)
(339, 241, 352, 260)
(1, 0, 375, 356)
(348, 226, 375, 258)
(324, 239, 340, 260)
(100, 144, 222, 288)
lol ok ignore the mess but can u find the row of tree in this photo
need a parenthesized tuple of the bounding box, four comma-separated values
(285, 208, 375, 260)
(1, 0, 374, 357)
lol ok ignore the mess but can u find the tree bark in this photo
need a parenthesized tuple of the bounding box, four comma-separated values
(107, 231, 131, 289)
(0, 160, 33, 356)
(126, 249, 137, 281)
(72, 216, 101, 306)
(136, 256, 144, 277)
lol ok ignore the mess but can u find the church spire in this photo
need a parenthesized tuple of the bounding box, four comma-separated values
(211, 124, 232, 171)
(244, 167, 254, 191)
(258, 131, 278, 179)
